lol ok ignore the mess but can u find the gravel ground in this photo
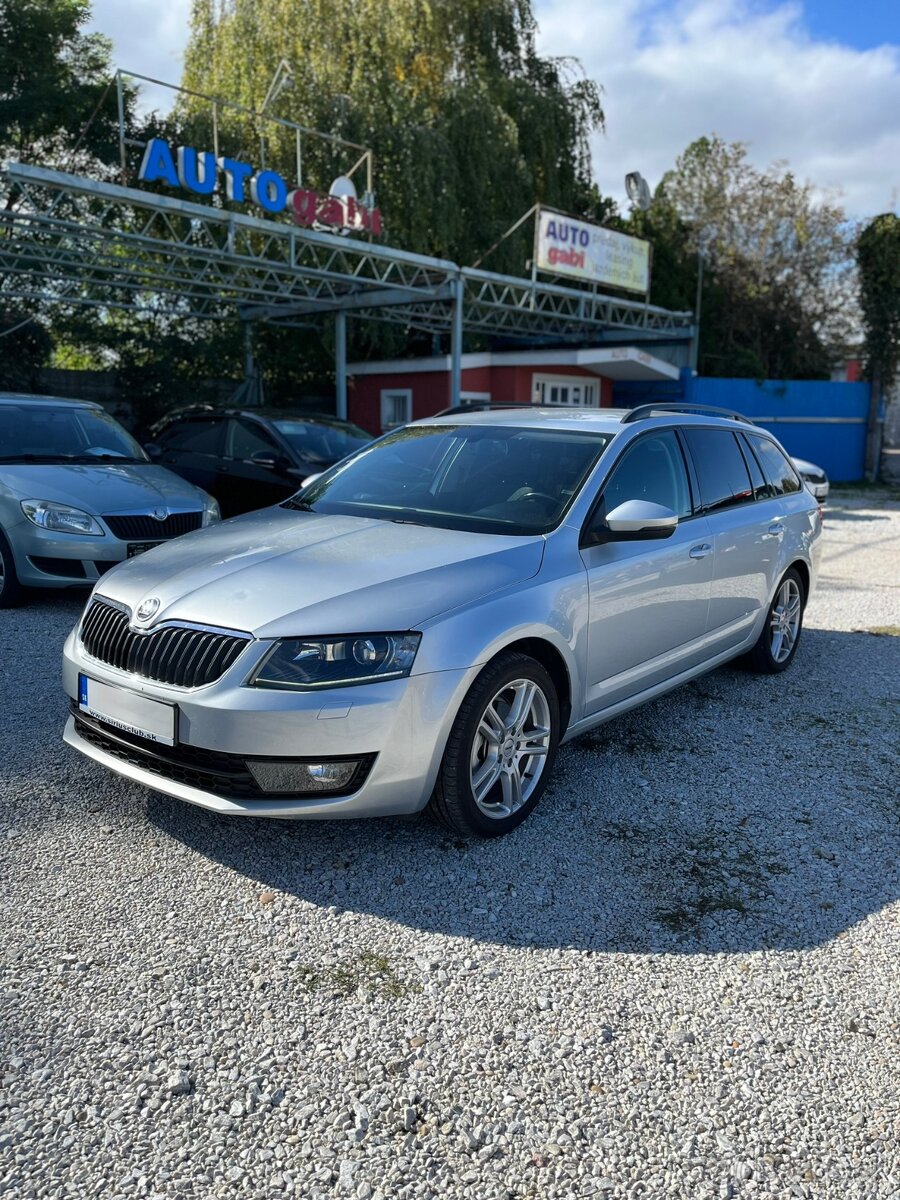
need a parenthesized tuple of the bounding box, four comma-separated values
(2, 491, 898, 1200)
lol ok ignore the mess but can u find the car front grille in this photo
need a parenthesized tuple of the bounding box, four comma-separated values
(103, 512, 203, 540)
(80, 597, 250, 688)
(71, 706, 374, 801)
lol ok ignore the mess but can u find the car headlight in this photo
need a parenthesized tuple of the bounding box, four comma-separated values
(21, 499, 104, 536)
(202, 495, 221, 526)
(250, 633, 421, 690)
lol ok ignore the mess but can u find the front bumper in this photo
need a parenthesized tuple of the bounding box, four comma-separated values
(11, 524, 160, 588)
(62, 628, 477, 818)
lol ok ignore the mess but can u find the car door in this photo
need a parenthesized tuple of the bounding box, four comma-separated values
(680, 426, 776, 654)
(579, 428, 713, 716)
(155, 417, 227, 497)
(222, 418, 298, 515)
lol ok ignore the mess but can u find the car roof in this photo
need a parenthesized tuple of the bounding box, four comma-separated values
(153, 405, 362, 428)
(415, 405, 764, 436)
(0, 393, 101, 410)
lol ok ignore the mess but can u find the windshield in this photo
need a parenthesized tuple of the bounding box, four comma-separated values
(273, 419, 371, 464)
(0, 404, 147, 464)
(285, 423, 611, 535)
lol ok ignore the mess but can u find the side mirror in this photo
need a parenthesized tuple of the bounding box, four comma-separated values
(587, 499, 679, 545)
(143, 442, 162, 461)
(250, 449, 290, 471)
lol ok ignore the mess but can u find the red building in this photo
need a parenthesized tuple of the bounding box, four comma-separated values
(346, 346, 681, 434)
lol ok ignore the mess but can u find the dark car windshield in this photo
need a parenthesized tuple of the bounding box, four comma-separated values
(285, 423, 611, 535)
(0, 404, 147, 464)
(273, 419, 371, 464)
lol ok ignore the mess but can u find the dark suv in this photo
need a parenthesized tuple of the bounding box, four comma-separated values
(146, 407, 372, 517)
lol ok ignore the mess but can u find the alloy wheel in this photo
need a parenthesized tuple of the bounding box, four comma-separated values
(770, 577, 802, 664)
(469, 678, 552, 819)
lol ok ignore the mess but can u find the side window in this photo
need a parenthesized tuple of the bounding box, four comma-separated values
(682, 428, 754, 513)
(156, 419, 224, 454)
(738, 434, 774, 499)
(229, 418, 280, 460)
(746, 434, 802, 496)
(601, 430, 692, 518)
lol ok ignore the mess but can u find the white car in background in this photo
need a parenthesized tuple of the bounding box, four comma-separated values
(791, 457, 829, 502)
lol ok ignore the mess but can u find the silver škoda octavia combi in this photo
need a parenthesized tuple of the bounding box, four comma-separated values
(63, 403, 822, 838)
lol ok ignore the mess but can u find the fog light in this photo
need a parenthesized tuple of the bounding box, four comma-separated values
(246, 758, 362, 794)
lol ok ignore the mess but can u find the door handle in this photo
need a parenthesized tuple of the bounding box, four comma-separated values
(763, 523, 785, 539)
(689, 543, 712, 559)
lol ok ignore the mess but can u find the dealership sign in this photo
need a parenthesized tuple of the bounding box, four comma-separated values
(535, 208, 650, 294)
(138, 139, 383, 235)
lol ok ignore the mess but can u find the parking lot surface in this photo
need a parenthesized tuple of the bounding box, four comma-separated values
(2, 492, 898, 1200)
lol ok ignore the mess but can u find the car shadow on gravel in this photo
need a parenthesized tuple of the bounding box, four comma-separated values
(143, 627, 899, 957)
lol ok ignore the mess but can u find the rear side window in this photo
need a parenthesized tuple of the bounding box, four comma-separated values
(681, 428, 754, 513)
(157, 419, 224, 454)
(229, 418, 280, 460)
(738, 435, 777, 500)
(746, 434, 803, 495)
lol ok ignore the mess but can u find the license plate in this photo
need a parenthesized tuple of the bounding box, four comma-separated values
(78, 674, 176, 746)
(127, 542, 163, 558)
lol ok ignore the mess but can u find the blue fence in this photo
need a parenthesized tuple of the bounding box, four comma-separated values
(613, 374, 871, 481)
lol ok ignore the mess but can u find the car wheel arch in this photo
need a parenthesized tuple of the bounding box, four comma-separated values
(482, 636, 573, 737)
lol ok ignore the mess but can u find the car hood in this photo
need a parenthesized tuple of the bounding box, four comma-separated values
(93, 507, 545, 636)
(790, 457, 826, 477)
(0, 462, 210, 512)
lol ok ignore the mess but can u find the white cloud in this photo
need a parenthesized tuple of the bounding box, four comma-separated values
(86, 0, 899, 219)
(86, 0, 192, 112)
(535, 0, 900, 219)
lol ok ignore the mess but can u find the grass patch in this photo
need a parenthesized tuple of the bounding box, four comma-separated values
(295, 951, 419, 999)
(867, 626, 900, 637)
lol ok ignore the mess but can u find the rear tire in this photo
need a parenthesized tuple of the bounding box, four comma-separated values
(742, 567, 805, 674)
(428, 651, 560, 839)
(0, 529, 24, 608)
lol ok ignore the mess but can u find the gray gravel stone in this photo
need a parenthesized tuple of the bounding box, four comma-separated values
(1, 491, 898, 1200)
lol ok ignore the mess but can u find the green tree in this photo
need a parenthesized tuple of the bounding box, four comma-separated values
(857, 213, 900, 385)
(627, 136, 856, 380)
(0, 0, 137, 385)
(0, 0, 128, 181)
(180, 0, 604, 273)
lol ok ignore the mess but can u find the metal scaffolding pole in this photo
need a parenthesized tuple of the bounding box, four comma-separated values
(335, 312, 348, 420)
(450, 274, 463, 408)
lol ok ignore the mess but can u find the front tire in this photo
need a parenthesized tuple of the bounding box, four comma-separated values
(0, 529, 24, 608)
(742, 567, 805, 674)
(428, 651, 560, 838)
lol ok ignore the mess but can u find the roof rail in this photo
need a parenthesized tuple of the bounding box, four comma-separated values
(622, 401, 754, 425)
(431, 401, 539, 417)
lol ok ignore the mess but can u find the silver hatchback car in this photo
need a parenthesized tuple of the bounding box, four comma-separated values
(0, 395, 220, 605)
(62, 403, 822, 837)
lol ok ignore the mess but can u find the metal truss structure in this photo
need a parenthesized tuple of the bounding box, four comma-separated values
(0, 162, 693, 410)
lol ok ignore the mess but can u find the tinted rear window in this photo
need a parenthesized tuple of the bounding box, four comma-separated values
(746, 434, 803, 495)
(158, 419, 224, 454)
(682, 428, 754, 513)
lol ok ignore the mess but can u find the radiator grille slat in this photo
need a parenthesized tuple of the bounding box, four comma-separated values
(79, 599, 249, 689)
(102, 512, 203, 540)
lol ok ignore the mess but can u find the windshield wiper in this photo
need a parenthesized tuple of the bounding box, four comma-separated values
(282, 497, 314, 511)
(0, 453, 82, 464)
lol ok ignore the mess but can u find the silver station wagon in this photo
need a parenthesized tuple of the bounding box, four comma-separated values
(63, 403, 822, 837)
(0, 395, 220, 605)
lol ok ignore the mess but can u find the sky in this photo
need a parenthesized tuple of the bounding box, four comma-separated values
(87, 0, 900, 219)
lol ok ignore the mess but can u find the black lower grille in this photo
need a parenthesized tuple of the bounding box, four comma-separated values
(80, 597, 250, 688)
(29, 556, 86, 578)
(72, 707, 374, 800)
(103, 512, 202, 540)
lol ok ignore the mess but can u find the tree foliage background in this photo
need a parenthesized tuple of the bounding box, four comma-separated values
(625, 136, 856, 380)
(181, 0, 605, 272)
(857, 213, 900, 387)
(0, 1, 869, 414)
